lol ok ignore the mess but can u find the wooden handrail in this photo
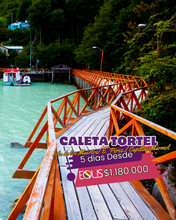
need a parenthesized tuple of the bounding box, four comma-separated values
(23, 102, 57, 219)
(10, 72, 176, 220)
(110, 105, 176, 140)
(153, 151, 176, 164)
(82, 69, 147, 87)
(73, 69, 136, 87)
(50, 81, 135, 103)
(9, 81, 139, 219)
(108, 89, 176, 219)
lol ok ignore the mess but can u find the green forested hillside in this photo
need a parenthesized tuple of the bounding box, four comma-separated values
(0, 0, 176, 72)
(0, 0, 104, 67)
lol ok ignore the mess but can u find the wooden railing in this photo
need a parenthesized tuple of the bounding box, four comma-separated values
(108, 90, 176, 220)
(72, 69, 145, 87)
(7, 81, 138, 220)
(7, 73, 176, 220)
(83, 69, 147, 88)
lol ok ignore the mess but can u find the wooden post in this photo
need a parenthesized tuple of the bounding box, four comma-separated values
(69, 69, 70, 84)
(100, 50, 104, 72)
(52, 69, 54, 84)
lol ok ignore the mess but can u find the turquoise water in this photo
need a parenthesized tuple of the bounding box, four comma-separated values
(0, 81, 77, 219)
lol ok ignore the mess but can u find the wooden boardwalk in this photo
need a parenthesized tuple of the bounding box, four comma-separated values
(56, 107, 170, 220)
(7, 74, 176, 220)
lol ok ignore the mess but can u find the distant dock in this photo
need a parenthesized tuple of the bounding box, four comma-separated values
(0, 64, 72, 83)
(23, 71, 52, 82)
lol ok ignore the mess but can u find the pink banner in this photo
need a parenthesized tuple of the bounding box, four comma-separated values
(75, 153, 163, 187)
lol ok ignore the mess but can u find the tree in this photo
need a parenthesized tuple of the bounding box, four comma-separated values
(27, 0, 52, 44)
(119, 0, 176, 75)
(0, 50, 8, 67)
(136, 91, 176, 156)
(134, 15, 176, 156)
(65, 0, 103, 40)
(75, 0, 114, 71)
(36, 40, 77, 68)
(8, 50, 18, 65)
(2, 29, 30, 46)
(15, 53, 30, 67)
(50, 8, 65, 44)
(75, 0, 141, 71)
(0, 17, 8, 28)
(135, 13, 176, 88)
(17, 0, 32, 21)
(14, 45, 30, 67)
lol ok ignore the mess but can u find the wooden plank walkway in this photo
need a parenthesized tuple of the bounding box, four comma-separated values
(56, 107, 169, 220)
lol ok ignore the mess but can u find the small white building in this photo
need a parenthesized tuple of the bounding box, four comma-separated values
(0, 46, 23, 56)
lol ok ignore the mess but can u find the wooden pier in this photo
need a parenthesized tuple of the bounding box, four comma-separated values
(7, 70, 176, 220)
(0, 65, 72, 83)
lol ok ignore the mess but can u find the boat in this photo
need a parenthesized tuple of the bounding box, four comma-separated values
(3, 68, 31, 86)
(23, 75, 31, 84)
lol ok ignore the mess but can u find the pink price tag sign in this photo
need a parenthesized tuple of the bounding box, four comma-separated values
(75, 153, 163, 187)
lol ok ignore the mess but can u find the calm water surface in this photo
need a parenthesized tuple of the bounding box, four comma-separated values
(0, 81, 77, 219)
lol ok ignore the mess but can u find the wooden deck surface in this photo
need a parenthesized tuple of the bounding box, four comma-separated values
(56, 107, 169, 220)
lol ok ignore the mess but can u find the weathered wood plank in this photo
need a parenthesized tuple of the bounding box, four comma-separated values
(73, 114, 109, 140)
(88, 118, 110, 149)
(84, 116, 109, 137)
(67, 145, 97, 220)
(87, 185, 113, 220)
(84, 117, 128, 220)
(110, 182, 143, 220)
(61, 117, 86, 135)
(72, 168, 97, 220)
(66, 117, 98, 139)
(119, 181, 158, 220)
(98, 184, 128, 220)
(42, 158, 56, 220)
(130, 180, 172, 220)
(69, 118, 108, 151)
(95, 120, 109, 138)
(60, 166, 82, 220)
